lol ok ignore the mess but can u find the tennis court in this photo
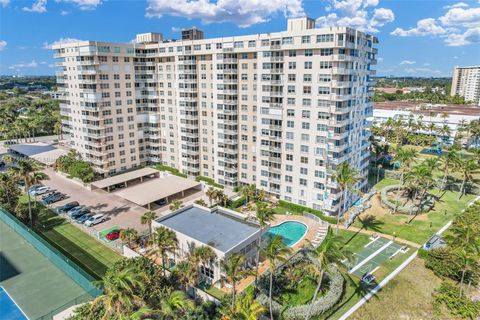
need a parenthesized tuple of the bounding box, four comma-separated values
(349, 237, 404, 278)
(0, 287, 28, 320)
(346, 237, 390, 269)
(0, 220, 89, 319)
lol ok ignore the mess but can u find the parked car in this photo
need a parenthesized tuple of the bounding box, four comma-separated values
(56, 201, 79, 213)
(29, 186, 51, 196)
(105, 229, 121, 241)
(41, 190, 58, 200)
(361, 273, 376, 285)
(71, 208, 90, 219)
(84, 214, 106, 227)
(28, 185, 42, 192)
(155, 198, 167, 206)
(42, 192, 66, 205)
(75, 213, 93, 224)
(67, 206, 84, 216)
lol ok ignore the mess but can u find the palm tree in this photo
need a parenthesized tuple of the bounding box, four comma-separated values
(174, 260, 198, 292)
(140, 211, 157, 239)
(92, 268, 147, 320)
(457, 158, 478, 200)
(169, 199, 184, 211)
(234, 289, 267, 320)
(405, 164, 434, 217)
(160, 289, 194, 318)
(194, 198, 208, 207)
(240, 184, 256, 204)
(305, 229, 352, 320)
(440, 149, 459, 190)
(393, 147, 417, 211)
(191, 245, 217, 283)
(151, 226, 178, 276)
(31, 171, 48, 206)
(206, 187, 218, 207)
(215, 189, 229, 207)
(10, 159, 39, 228)
(120, 228, 138, 247)
(253, 202, 275, 290)
(261, 235, 292, 320)
(332, 162, 362, 234)
(455, 247, 479, 299)
(219, 253, 254, 310)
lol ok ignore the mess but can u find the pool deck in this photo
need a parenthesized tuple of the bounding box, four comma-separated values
(223, 214, 324, 293)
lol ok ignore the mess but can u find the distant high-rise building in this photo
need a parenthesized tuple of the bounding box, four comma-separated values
(52, 17, 377, 216)
(451, 66, 480, 106)
(181, 28, 204, 41)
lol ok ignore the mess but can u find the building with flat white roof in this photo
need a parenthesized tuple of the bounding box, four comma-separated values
(451, 66, 480, 106)
(152, 204, 262, 284)
(52, 17, 377, 216)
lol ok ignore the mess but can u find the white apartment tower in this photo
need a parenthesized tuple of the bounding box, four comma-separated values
(53, 17, 377, 215)
(451, 66, 480, 106)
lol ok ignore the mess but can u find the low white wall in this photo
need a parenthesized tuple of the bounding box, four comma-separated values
(123, 245, 141, 258)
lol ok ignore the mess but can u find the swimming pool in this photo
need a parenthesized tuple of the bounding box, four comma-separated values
(0, 287, 28, 320)
(264, 221, 307, 247)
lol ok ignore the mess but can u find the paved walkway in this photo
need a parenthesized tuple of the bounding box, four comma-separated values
(337, 225, 421, 248)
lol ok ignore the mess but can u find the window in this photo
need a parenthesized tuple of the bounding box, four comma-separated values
(303, 74, 312, 82)
(317, 34, 334, 42)
(304, 61, 312, 69)
(300, 178, 307, 186)
(301, 36, 310, 44)
(288, 50, 296, 57)
(288, 62, 296, 70)
(302, 122, 310, 130)
(304, 49, 313, 56)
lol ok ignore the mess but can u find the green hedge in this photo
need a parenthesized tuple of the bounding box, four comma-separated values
(229, 196, 246, 209)
(195, 176, 224, 189)
(277, 200, 336, 224)
(152, 165, 187, 178)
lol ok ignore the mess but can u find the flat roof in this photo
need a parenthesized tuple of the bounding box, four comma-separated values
(157, 206, 260, 253)
(114, 175, 201, 206)
(91, 167, 159, 189)
(9, 143, 68, 166)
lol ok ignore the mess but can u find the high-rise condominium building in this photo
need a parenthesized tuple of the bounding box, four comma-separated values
(53, 17, 377, 215)
(451, 66, 480, 106)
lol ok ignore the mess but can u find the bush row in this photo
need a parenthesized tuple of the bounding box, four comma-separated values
(152, 165, 187, 178)
(195, 176, 224, 189)
(229, 196, 246, 209)
(278, 200, 337, 224)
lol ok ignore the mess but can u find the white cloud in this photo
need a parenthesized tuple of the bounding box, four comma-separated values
(377, 57, 384, 62)
(316, 0, 394, 33)
(0, 0, 10, 7)
(404, 67, 442, 75)
(453, 55, 459, 59)
(40, 61, 47, 64)
(445, 26, 480, 46)
(443, 2, 469, 9)
(171, 26, 182, 32)
(60, 10, 70, 15)
(9, 60, 39, 70)
(391, 5, 480, 46)
(61, 0, 103, 10)
(400, 60, 416, 65)
(0, 40, 6, 51)
(22, 0, 47, 13)
(42, 37, 83, 49)
(145, 0, 304, 28)
(391, 18, 447, 36)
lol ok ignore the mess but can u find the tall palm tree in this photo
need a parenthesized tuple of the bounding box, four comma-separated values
(261, 235, 292, 320)
(31, 171, 48, 206)
(160, 289, 194, 318)
(393, 147, 417, 211)
(405, 164, 434, 217)
(455, 246, 479, 299)
(440, 149, 459, 190)
(234, 289, 267, 320)
(10, 159, 38, 228)
(241, 184, 256, 204)
(457, 158, 478, 200)
(169, 199, 184, 211)
(140, 211, 157, 239)
(151, 226, 178, 276)
(332, 162, 362, 234)
(219, 253, 254, 310)
(206, 187, 218, 207)
(92, 268, 147, 320)
(120, 228, 138, 248)
(191, 245, 217, 283)
(253, 202, 275, 290)
(174, 260, 198, 292)
(305, 229, 352, 320)
(215, 189, 229, 207)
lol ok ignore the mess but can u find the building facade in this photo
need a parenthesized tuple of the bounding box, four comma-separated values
(451, 66, 480, 106)
(53, 17, 377, 215)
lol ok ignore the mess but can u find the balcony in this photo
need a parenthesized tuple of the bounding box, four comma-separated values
(269, 56, 284, 62)
(222, 78, 238, 84)
(220, 58, 237, 63)
(268, 69, 284, 74)
(78, 69, 97, 75)
(76, 60, 98, 66)
(269, 124, 282, 131)
(331, 81, 351, 88)
(220, 69, 238, 75)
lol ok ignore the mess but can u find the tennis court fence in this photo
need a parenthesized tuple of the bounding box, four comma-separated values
(0, 208, 102, 298)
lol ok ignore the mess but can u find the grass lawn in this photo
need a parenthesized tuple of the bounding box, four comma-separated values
(338, 229, 371, 254)
(197, 282, 226, 300)
(20, 195, 122, 279)
(350, 258, 445, 320)
(278, 277, 318, 306)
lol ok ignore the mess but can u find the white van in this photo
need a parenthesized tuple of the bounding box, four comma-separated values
(84, 214, 105, 227)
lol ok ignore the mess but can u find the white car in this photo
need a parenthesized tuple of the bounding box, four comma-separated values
(29, 186, 51, 196)
(84, 214, 105, 227)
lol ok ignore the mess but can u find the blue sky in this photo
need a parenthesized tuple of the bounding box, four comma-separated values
(0, 0, 479, 77)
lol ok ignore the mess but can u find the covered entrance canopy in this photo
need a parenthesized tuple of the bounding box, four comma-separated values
(90, 167, 159, 191)
(113, 175, 202, 209)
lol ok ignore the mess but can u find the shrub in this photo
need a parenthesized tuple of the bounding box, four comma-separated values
(433, 282, 480, 319)
(277, 200, 336, 224)
(68, 161, 96, 183)
(153, 165, 187, 178)
(195, 176, 224, 189)
(229, 196, 246, 209)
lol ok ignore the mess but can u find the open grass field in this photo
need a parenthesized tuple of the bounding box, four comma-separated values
(19, 195, 122, 279)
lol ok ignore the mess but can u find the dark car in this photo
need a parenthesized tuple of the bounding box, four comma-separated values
(42, 192, 66, 205)
(106, 229, 121, 241)
(154, 198, 167, 206)
(56, 201, 79, 213)
(71, 208, 90, 219)
(41, 190, 58, 200)
(361, 273, 376, 285)
(75, 213, 93, 224)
